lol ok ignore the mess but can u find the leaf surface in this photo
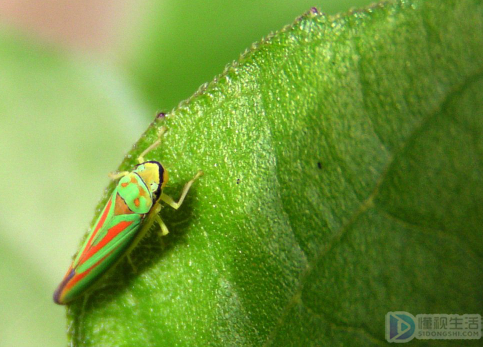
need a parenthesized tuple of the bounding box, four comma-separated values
(69, 1, 483, 346)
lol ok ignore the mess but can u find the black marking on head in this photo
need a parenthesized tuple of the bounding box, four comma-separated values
(136, 160, 164, 201)
(146, 160, 164, 201)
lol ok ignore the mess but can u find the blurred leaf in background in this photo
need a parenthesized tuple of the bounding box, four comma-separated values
(119, 0, 372, 112)
(0, 27, 146, 347)
(0, 1, 374, 346)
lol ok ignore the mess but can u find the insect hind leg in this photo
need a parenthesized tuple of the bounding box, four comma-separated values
(127, 254, 138, 273)
(155, 215, 170, 236)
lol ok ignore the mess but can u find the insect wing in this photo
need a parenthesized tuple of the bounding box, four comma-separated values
(54, 190, 142, 304)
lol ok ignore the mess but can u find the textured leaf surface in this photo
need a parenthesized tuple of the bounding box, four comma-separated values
(68, 1, 483, 346)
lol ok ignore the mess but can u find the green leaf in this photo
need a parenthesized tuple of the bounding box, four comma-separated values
(68, 0, 483, 346)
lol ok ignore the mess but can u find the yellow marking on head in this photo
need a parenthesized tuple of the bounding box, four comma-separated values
(136, 162, 161, 193)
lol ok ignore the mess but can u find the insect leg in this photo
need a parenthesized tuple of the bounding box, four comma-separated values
(108, 171, 130, 180)
(137, 126, 168, 163)
(160, 170, 204, 210)
(127, 254, 137, 273)
(155, 215, 170, 236)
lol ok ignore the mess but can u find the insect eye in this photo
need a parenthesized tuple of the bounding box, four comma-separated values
(150, 182, 159, 192)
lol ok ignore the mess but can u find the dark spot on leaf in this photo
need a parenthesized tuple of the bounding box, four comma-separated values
(237, 178, 241, 184)
(317, 162, 322, 170)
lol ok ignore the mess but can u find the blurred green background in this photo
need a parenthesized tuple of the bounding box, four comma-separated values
(0, 1, 372, 346)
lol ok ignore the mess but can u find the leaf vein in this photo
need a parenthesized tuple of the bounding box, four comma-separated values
(263, 64, 483, 347)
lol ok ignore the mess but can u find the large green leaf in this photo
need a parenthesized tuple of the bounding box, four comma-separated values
(68, 0, 483, 345)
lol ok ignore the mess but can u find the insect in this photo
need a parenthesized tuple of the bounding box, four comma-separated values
(53, 126, 203, 305)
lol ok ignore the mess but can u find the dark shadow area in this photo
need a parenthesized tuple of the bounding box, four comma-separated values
(68, 181, 200, 319)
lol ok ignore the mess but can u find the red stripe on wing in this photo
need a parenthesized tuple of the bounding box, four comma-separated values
(54, 251, 112, 304)
(55, 220, 134, 303)
(65, 252, 112, 292)
(84, 198, 113, 252)
(81, 220, 134, 262)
